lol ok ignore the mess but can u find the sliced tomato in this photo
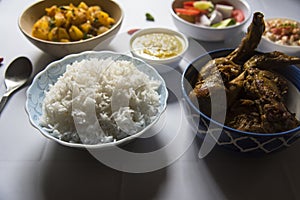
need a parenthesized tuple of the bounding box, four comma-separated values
(232, 9, 245, 23)
(184, 5, 197, 10)
(271, 27, 282, 35)
(183, 1, 195, 7)
(183, 5, 208, 15)
(175, 8, 200, 16)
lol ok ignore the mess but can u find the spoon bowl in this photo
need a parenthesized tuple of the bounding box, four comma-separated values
(0, 57, 32, 113)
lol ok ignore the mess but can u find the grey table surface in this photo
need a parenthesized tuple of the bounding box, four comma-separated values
(1, 0, 300, 199)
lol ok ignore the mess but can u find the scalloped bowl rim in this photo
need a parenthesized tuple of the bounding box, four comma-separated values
(25, 50, 169, 149)
(181, 48, 300, 137)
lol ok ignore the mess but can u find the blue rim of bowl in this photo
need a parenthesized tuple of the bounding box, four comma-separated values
(181, 48, 300, 137)
(170, 0, 252, 31)
(25, 50, 169, 149)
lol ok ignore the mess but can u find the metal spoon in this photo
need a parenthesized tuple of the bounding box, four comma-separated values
(0, 56, 32, 114)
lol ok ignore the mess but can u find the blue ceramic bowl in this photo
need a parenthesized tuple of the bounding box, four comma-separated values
(26, 51, 168, 149)
(182, 49, 300, 153)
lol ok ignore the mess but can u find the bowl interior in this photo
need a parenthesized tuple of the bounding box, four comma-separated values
(129, 28, 189, 64)
(259, 18, 300, 56)
(26, 51, 168, 149)
(19, 0, 123, 44)
(171, 0, 251, 29)
(182, 49, 300, 136)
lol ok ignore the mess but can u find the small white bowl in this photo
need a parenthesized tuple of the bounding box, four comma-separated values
(129, 27, 189, 73)
(259, 18, 300, 56)
(170, 0, 251, 41)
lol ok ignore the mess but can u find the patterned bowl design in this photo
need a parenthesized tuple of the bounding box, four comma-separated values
(26, 51, 168, 149)
(182, 49, 300, 153)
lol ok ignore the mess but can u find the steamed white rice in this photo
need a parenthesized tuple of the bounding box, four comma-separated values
(40, 57, 161, 144)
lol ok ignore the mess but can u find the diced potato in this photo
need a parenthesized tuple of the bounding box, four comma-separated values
(88, 6, 101, 14)
(65, 10, 73, 28)
(78, 2, 88, 10)
(58, 28, 70, 40)
(87, 6, 101, 22)
(96, 11, 109, 24)
(48, 27, 70, 41)
(69, 3, 76, 9)
(48, 27, 59, 41)
(32, 16, 51, 40)
(69, 25, 84, 40)
(80, 22, 91, 33)
(94, 11, 115, 27)
(72, 9, 87, 25)
(97, 26, 109, 35)
(45, 5, 57, 17)
(54, 12, 66, 27)
(107, 17, 115, 25)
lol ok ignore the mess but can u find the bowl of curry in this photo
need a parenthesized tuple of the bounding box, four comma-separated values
(18, 0, 123, 58)
(182, 13, 300, 153)
(130, 27, 189, 73)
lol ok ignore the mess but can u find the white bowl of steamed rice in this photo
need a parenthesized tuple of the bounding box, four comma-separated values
(26, 51, 168, 149)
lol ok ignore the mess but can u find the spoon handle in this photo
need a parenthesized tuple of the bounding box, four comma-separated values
(0, 93, 9, 114)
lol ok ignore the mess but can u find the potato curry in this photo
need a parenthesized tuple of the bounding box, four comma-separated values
(32, 1, 115, 42)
